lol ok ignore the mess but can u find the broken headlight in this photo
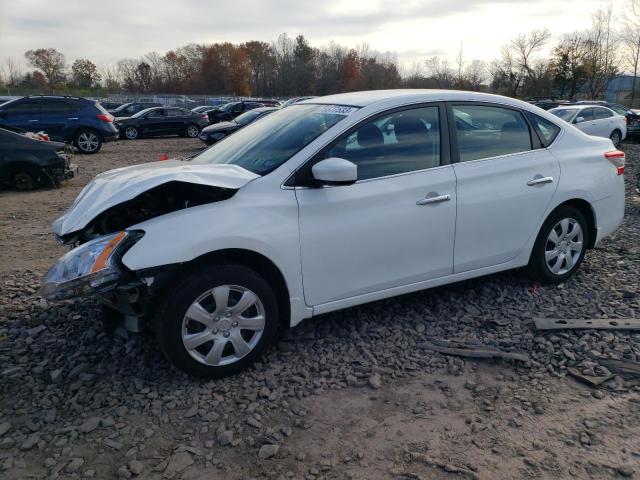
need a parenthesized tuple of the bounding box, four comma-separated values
(41, 231, 135, 301)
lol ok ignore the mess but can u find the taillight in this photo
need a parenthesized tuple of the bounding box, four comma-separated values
(201, 114, 208, 122)
(96, 113, 114, 122)
(605, 150, 625, 175)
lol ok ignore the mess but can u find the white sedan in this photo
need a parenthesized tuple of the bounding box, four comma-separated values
(549, 104, 626, 146)
(43, 90, 626, 378)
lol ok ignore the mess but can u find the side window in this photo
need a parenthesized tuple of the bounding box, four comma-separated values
(233, 104, 244, 113)
(525, 111, 561, 148)
(147, 109, 165, 118)
(453, 105, 531, 162)
(594, 108, 613, 119)
(579, 108, 595, 121)
(2, 100, 41, 114)
(325, 105, 441, 181)
(41, 100, 77, 114)
(167, 109, 184, 117)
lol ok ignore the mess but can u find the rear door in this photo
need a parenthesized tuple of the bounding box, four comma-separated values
(449, 103, 560, 273)
(36, 99, 77, 141)
(165, 108, 188, 134)
(593, 107, 615, 138)
(0, 99, 43, 131)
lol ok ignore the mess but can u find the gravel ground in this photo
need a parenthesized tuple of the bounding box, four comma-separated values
(0, 138, 639, 479)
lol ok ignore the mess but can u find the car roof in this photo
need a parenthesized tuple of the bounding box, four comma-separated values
(253, 107, 277, 112)
(298, 89, 541, 109)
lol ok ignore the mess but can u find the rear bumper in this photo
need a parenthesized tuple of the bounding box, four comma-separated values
(592, 182, 625, 246)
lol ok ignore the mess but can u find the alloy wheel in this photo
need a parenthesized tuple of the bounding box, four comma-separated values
(611, 131, 621, 146)
(125, 127, 138, 140)
(78, 132, 99, 152)
(181, 285, 265, 367)
(186, 125, 199, 138)
(545, 218, 584, 275)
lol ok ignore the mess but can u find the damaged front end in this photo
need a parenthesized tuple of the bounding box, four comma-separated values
(43, 162, 255, 330)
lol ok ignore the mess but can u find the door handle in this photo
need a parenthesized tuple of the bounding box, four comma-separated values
(416, 194, 450, 205)
(527, 176, 554, 186)
(67, 117, 79, 120)
(28, 119, 39, 122)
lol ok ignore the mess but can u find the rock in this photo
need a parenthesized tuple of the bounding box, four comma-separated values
(368, 373, 382, 389)
(258, 444, 280, 459)
(66, 458, 84, 473)
(0, 422, 11, 437)
(617, 465, 635, 477)
(49, 368, 63, 383)
(20, 433, 40, 450)
(117, 465, 132, 479)
(217, 430, 233, 446)
(128, 460, 143, 475)
(78, 417, 101, 433)
(165, 451, 193, 476)
(184, 405, 198, 418)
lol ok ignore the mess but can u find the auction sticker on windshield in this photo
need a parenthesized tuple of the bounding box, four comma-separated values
(317, 105, 358, 115)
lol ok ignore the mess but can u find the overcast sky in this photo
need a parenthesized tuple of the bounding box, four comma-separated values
(0, 0, 618, 71)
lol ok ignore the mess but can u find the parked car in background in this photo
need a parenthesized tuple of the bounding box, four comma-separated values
(280, 96, 317, 108)
(0, 95, 118, 154)
(572, 101, 640, 137)
(108, 102, 163, 116)
(207, 101, 264, 123)
(115, 107, 209, 139)
(43, 90, 624, 378)
(549, 105, 626, 146)
(0, 126, 75, 190)
(192, 106, 217, 114)
(199, 107, 277, 145)
(99, 100, 125, 111)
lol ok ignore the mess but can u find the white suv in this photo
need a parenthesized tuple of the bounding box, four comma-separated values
(43, 90, 626, 378)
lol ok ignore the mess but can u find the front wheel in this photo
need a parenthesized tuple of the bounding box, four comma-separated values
(610, 129, 622, 147)
(74, 129, 102, 154)
(124, 126, 140, 140)
(157, 264, 280, 379)
(526, 206, 589, 284)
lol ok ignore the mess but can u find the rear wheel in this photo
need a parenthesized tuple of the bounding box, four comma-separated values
(157, 263, 280, 379)
(74, 129, 102, 154)
(610, 129, 622, 147)
(527, 206, 588, 284)
(13, 171, 37, 190)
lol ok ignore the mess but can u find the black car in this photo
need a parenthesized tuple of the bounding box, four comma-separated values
(573, 101, 640, 137)
(199, 107, 277, 145)
(99, 100, 125, 110)
(108, 102, 163, 116)
(0, 95, 119, 154)
(207, 101, 264, 124)
(0, 127, 75, 190)
(115, 107, 209, 140)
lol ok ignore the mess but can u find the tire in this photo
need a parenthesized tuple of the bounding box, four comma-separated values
(13, 170, 37, 190)
(185, 124, 200, 138)
(74, 129, 102, 154)
(526, 206, 589, 284)
(610, 129, 622, 147)
(157, 263, 280, 379)
(124, 126, 140, 140)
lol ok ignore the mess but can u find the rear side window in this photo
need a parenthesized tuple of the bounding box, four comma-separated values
(525, 111, 561, 147)
(594, 108, 613, 119)
(167, 109, 184, 117)
(325, 105, 441, 180)
(2, 100, 41, 113)
(453, 105, 532, 162)
(41, 100, 78, 113)
(579, 108, 595, 121)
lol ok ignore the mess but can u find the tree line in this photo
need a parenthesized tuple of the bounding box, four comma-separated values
(2, 3, 640, 104)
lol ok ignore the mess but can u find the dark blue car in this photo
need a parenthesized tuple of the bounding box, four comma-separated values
(0, 96, 119, 154)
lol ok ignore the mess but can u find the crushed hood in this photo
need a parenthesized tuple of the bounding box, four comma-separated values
(52, 160, 259, 236)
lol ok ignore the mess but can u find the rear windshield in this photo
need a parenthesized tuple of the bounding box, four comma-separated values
(191, 104, 357, 175)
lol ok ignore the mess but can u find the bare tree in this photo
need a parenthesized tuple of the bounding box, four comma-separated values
(4, 57, 23, 86)
(455, 43, 465, 88)
(583, 5, 620, 99)
(464, 60, 486, 91)
(425, 56, 454, 88)
(622, 0, 640, 106)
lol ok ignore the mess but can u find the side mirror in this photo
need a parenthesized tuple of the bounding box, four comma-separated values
(311, 157, 357, 186)
(574, 116, 585, 124)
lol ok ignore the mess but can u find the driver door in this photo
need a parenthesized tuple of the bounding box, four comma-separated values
(142, 109, 166, 135)
(295, 104, 457, 307)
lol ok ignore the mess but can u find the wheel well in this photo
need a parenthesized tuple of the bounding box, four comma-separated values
(73, 126, 102, 141)
(553, 199, 597, 248)
(186, 249, 291, 330)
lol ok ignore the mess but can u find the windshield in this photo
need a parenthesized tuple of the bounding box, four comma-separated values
(132, 108, 157, 118)
(549, 108, 578, 122)
(191, 104, 357, 175)
(235, 110, 263, 125)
